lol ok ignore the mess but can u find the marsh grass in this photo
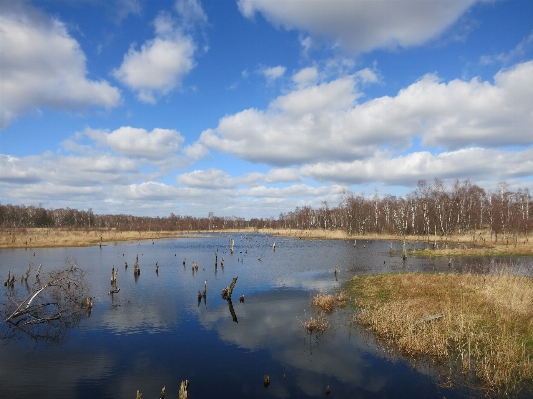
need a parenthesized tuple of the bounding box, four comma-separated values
(346, 272, 533, 395)
(301, 315, 330, 334)
(0, 228, 187, 248)
(311, 291, 349, 313)
(312, 292, 336, 313)
(302, 291, 348, 333)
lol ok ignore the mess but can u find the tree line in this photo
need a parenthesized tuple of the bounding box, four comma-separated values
(1, 179, 531, 240)
(278, 179, 531, 241)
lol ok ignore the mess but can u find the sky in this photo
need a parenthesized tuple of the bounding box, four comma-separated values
(1, 0, 532, 219)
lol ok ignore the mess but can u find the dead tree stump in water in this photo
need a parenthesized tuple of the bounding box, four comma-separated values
(179, 380, 189, 399)
(221, 277, 238, 300)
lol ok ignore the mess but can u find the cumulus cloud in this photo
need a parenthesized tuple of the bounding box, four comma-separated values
(177, 168, 234, 188)
(85, 126, 184, 160)
(259, 65, 286, 84)
(201, 60, 533, 168)
(237, 0, 479, 54)
(112, 11, 197, 103)
(0, 1, 121, 129)
(301, 148, 533, 186)
(177, 168, 283, 189)
(292, 67, 318, 89)
(354, 67, 380, 84)
(0, 153, 138, 188)
(182, 142, 209, 161)
(265, 168, 303, 184)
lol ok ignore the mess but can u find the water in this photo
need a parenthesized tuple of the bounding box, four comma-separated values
(0, 234, 529, 398)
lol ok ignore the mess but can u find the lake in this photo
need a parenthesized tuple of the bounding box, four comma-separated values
(0, 233, 526, 398)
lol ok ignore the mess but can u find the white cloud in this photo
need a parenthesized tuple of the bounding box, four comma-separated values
(183, 142, 209, 161)
(400, 61, 533, 149)
(177, 168, 234, 188)
(0, 2, 121, 129)
(118, 181, 181, 201)
(265, 168, 303, 184)
(292, 67, 318, 89)
(259, 65, 286, 84)
(0, 155, 42, 184)
(176, 168, 306, 190)
(113, 0, 142, 24)
(0, 153, 138, 187)
(480, 31, 533, 65)
(301, 148, 533, 186)
(201, 61, 533, 168)
(237, 0, 479, 54)
(112, 11, 196, 103)
(299, 35, 312, 55)
(354, 67, 380, 84)
(85, 126, 184, 160)
(175, 0, 208, 26)
(239, 184, 339, 199)
(200, 76, 368, 166)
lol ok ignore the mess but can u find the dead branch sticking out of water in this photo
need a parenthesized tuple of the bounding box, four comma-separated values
(2, 259, 89, 342)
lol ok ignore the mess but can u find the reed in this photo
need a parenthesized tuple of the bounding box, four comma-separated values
(346, 272, 533, 394)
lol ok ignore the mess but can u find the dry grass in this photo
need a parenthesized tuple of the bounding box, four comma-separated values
(346, 272, 533, 394)
(301, 315, 329, 333)
(0, 228, 189, 249)
(312, 292, 336, 313)
(311, 291, 349, 314)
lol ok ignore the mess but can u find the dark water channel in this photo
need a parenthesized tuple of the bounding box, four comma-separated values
(1, 234, 531, 398)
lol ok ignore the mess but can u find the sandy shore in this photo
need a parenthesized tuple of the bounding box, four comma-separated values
(1, 227, 531, 256)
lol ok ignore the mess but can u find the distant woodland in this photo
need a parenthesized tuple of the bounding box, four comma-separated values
(1, 179, 531, 240)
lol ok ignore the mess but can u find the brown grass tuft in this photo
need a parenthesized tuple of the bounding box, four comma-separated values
(301, 315, 329, 333)
(312, 292, 336, 313)
(311, 291, 349, 313)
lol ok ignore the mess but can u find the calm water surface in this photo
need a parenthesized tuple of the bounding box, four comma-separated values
(1, 234, 530, 398)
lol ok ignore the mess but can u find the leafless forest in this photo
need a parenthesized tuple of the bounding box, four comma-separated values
(1, 179, 531, 240)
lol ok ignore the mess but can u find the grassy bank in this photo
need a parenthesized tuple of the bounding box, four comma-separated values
(345, 272, 533, 394)
(0, 228, 192, 249)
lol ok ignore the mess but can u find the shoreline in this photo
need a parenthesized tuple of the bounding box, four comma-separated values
(1, 227, 532, 256)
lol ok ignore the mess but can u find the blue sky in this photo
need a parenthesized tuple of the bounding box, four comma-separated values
(1, 0, 532, 219)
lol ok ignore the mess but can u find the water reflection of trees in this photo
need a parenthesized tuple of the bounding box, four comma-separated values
(1, 260, 89, 343)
